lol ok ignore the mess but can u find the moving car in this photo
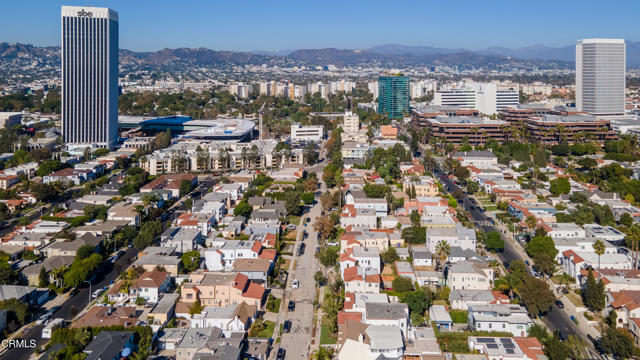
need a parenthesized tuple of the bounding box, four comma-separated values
(288, 301, 295, 312)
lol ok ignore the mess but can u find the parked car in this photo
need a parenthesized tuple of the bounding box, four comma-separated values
(288, 301, 295, 312)
(292, 279, 299, 289)
(555, 300, 564, 309)
(298, 243, 306, 256)
(277, 348, 286, 360)
(283, 320, 291, 333)
(36, 313, 51, 325)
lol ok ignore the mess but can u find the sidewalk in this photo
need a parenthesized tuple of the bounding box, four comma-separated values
(312, 286, 325, 351)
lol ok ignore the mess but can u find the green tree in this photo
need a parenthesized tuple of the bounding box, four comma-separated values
(549, 177, 570, 195)
(484, 231, 504, 252)
(392, 276, 414, 292)
(533, 147, 547, 168)
(0, 298, 29, 324)
(381, 247, 399, 265)
(233, 201, 252, 218)
(314, 271, 327, 286)
(577, 157, 598, 170)
(284, 190, 301, 216)
(301, 192, 315, 205)
(593, 239, 606, 269)
(582, 268, 605, 312)
(189, 300, 203, 315)
(466, 181, 479, 194)
(526, 235, 558, 259)
(179, 179, 193, 196)
(181, 250, 201, 273)
(319, 246, 339, 267)
(435, 240, 450, 270)
(410, 210, 421, 227)
(532, 253, 556, 277)
(518, 275, 555, 316)
(38, 267, 49, 287)
(599, 326, 634, 359)
(75, 244, 95, 261)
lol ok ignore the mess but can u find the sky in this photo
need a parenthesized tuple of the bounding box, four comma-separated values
(1, 0, 639, 52)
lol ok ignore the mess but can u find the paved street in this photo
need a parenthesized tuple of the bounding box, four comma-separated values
(1, 247, 138, 360)
(272, 154, 327, 360)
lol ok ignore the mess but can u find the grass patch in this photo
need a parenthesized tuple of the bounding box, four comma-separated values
(286, 215, 300, 225)
(255, 320, 275, 338)
(566, 293, 583, 308)
(550, 274, 575, 285)
(266, 294, 281, 313)
(320, 320, 337, 344)
(450, 310, 468, 323)
(483, 205, 498, 211)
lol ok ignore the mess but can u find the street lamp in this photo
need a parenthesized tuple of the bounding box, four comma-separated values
(83, 280, 92, 303)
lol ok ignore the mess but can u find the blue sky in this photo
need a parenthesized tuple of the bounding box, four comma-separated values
(2, 1, 639, 51)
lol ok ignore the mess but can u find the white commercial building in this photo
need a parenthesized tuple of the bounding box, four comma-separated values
(434, 83, 518, 115)
(290, 123, 324, 142)
(576, 39, 626, 115)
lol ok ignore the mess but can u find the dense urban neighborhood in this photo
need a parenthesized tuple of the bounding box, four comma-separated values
(3, 3, 640, 360)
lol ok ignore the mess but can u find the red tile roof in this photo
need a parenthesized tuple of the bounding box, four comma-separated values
(338, 311, 362, 325)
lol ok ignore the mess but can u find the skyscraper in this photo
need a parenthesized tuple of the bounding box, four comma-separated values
(377, 75, 409, 119)
(576, 39, 626, 116)
(61, 6, 119, 150)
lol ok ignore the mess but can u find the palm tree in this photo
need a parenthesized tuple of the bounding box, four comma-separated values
(593, 239, 606, 269)
(525, 215, 537, 234)
(51, 266, 66, 288)
(435, 240, 450, 271)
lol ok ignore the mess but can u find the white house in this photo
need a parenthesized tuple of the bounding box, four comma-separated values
(352, 247, 381, 274)
(467, 304, 533, 336)
(189, 302, 256, 337)
(547, 222, 585, 239)
(411, 247, 433, 267)
(343, 266, 381, 294)
(561, 250, 632, 281)
(363, 302, 409, 337)
(204, 240, 261, 271)
(353, 198, 388, 217)
(130, 271, 172, 304)
(426, 223, 476, 253)
(447, 262, 493, 291)
(450, 150, 498, 168)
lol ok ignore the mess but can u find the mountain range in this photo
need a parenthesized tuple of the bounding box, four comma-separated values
(2, 41, 640, 70)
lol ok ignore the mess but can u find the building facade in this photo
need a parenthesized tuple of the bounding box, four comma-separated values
(61, 6, 119, 150)
(576, 39, 626, 115)
(378, 75, 409, 119)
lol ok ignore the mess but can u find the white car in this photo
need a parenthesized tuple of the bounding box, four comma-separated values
(292, 279, 299, 289)
(36, 313, 50, 326)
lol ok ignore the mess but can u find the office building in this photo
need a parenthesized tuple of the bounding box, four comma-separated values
(576, 39, 626, 115)
(290, 123, 324, 142)
(61, 6, 119, 150)
(378, 75, 409, 119)
(434, 83, 518, 115)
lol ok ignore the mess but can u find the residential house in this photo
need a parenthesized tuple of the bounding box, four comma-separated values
(412, 247, 433, 267)
(162, 228, 202, 254)
(447, 262, 494, 291)
(450, 289, 510, 310)
(363, 302, 409, 336)
(232, 258, 272, 283)
(429, 305, 453, 331)
(426, 223, 477, 253)
(43, 168, 93, 185)
(149, 293, 180, 326)
(22, 256, 75, 286)
(467, 304, 533, 336)
(190, 302, 256, 336)
(135, 254, 181, 276)
(72, 306, 140, 328)
(180, 272, 265, 309)
(41, 233, 101, 257)
(130, 271, 172, 304)
(561, 250, 632, 281)
(451, 150, 498, 168)
(82, 331, 135, 360)
(344, 266, 381, 294)
(340, 206, 377, 229)
(107, 202, 140, 227)
(468, 336, 545, 360)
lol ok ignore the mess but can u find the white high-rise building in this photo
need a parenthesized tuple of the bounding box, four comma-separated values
(368, 81, 379, 101)
(576, 39, 626, 115)
(343, 111, 360, 134)
(61, 6, 119, 150)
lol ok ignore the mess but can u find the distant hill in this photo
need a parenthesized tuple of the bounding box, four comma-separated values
(365, 42, 640, 67)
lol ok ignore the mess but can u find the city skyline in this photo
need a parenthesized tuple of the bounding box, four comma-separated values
(1, 0, 639, 52)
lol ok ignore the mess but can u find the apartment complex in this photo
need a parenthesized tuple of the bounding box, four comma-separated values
(434, 83, 519, 115)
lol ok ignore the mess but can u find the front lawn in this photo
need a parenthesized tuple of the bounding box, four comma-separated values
(255, 320, 275, 338)
(320, 320, 337, 344)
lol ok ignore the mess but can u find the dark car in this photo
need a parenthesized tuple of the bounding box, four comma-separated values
(288, 301, 295, 312)
(298, 243, 306, 256)
(69, 288, 80, 296)
(283, 320, 291, 333)
(277, 348, 286, 360)
(555, 300, 564, 309)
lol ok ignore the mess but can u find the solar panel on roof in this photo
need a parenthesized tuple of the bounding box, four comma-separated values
(504, 344, 515, 348)
(477, 338, 495, 343)
(500, 338, 514, 344)
(487, 344, 499, 349)
(506, 349, 515, 354)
